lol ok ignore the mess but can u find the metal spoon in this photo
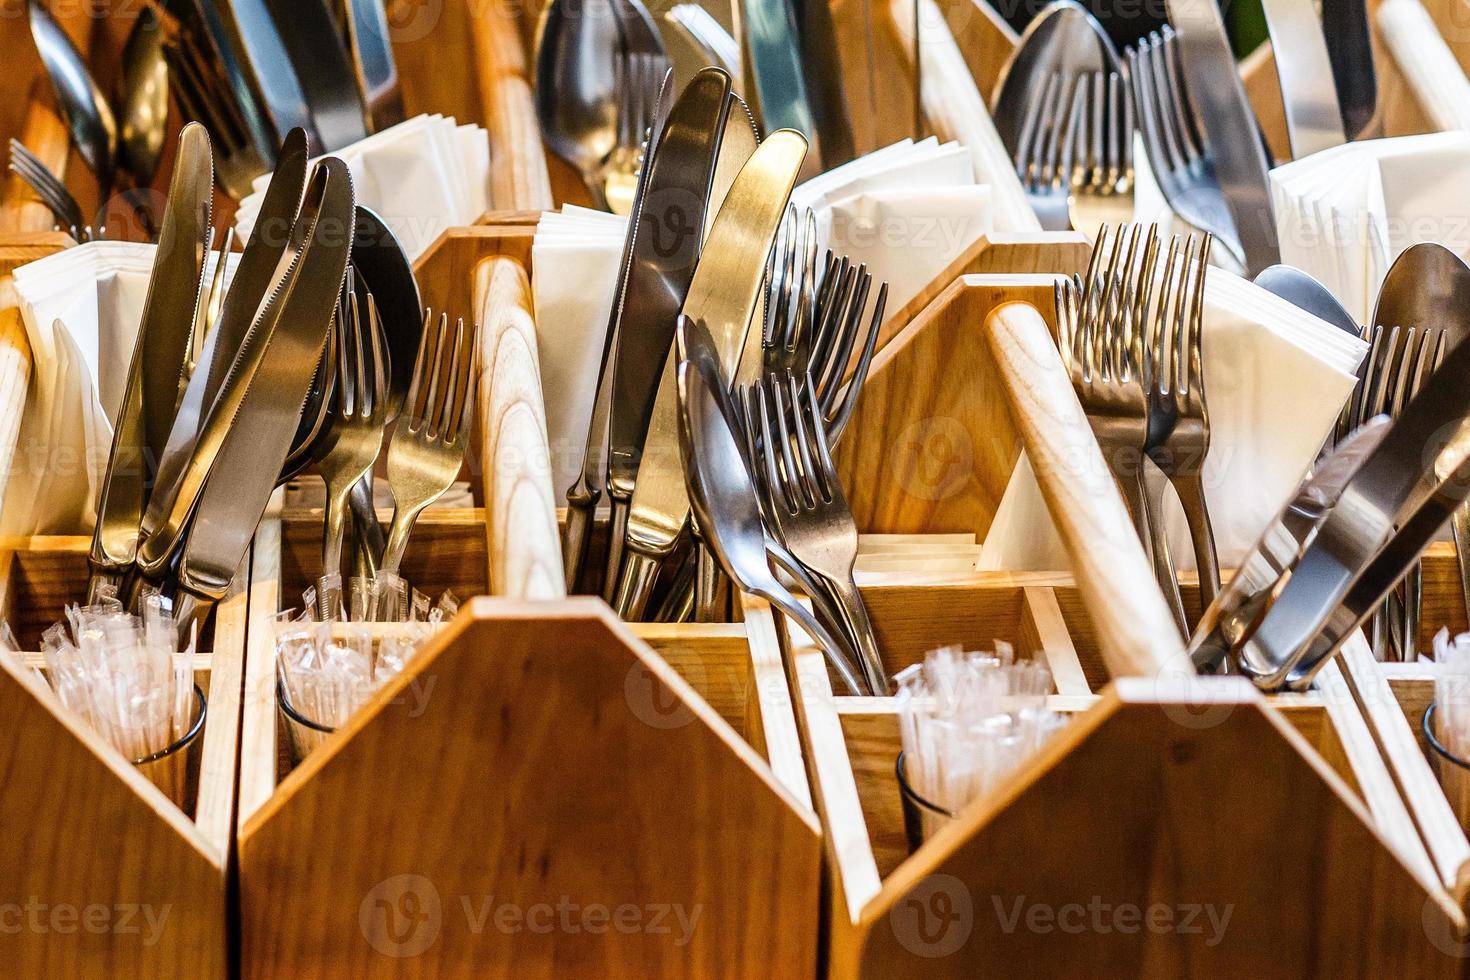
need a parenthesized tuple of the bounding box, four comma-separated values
(533, 0, 623, 208)
(675, 315, 868, 695)
(119, 7, 169, 187)
(28, 0, 117, 203)
(1253, 265, 1361, 337)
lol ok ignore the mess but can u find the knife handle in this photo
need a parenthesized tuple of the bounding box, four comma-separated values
(612, 549, 662, 621)
(563, 488, 598, 594)
(602, 496, 631, 604)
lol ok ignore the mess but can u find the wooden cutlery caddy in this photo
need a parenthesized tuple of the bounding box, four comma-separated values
(0, 536, 246, 978)
(781, 258, 1470, 975)
(233, 508, 823, 977)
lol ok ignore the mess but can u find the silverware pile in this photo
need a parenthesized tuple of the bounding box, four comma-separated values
(1060, 223, 1218, 640)
(17, 0, 403, 227)
(82, 122, 471, 638)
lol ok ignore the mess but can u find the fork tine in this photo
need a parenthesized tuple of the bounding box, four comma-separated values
(769, 374, 806, 508)
(755, 379, 792, 513)
(366, 292, 387, 416)
(449, 318, 478, 444)
(785, 372, 820, 500)
(818, 267, 871, 409)
(828, 280, 886, 442)
(433, 314, 463, 437)
(803, 368, 839, 494)
(404, 308, 437, 424)
(1185, 235, 1211, 400)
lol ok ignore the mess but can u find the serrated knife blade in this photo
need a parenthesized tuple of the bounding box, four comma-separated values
(170, 158, 355, 629)
(86, 121, 214, 600)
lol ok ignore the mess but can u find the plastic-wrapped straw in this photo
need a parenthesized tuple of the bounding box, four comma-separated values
(1431, 629, 1470, 827)
(12, 599, 199, 767)
(275, 575, 456, 763)
(896, 644, 1065, 843)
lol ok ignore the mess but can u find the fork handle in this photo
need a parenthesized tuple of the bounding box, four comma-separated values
(1453, 505, 1470, 628)
(381, 503, 427, 578)
(1141, 465, 1190, 641)
(826, 574, 891, 695)
(348, 476, 385, 577)
(1172, 471, 1220, 611)
(602, 496, 632, 604)
(322, 483, 352, 580)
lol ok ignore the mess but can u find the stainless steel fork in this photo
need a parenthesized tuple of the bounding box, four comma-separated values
(1012, 71, 1075, 231)
(1343, 324, 1445, 659)
(1060, 223, 1190, 637)
(317, 280, 390, 601)
(1127, 28, 1246, 270)
(747, 369, 889, 694)
(381, 310, 479, 575)
(1143, 231, 1219, 614)
(9, 138, 88, 239)
(601, 49, 669, 213)
(1067, 70, 1135, 239)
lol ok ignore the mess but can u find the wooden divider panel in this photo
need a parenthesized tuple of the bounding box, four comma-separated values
(835, 274, 1060, 536)
(237, 598, 821, 979)
(839, 679, 1466, 978)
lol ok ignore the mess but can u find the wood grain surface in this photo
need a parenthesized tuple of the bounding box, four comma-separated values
(474, 256, 564, 599)
(238, 598, 821, 979)
(984, 301, 1179, 679)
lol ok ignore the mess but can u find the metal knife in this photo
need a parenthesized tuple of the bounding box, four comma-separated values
(1227, 330, 1470, 690)
(191, 0, 311, 163)
(170, 158, 355, 631)
(1167, 0, 1280, 276)
(263, 0, 369, 151)
(1188, 416, 1390, 674)
(138, 128, 312, 564)
(741, 0, 818, 154)
(597, 74, 755, 599)
(1258, 0, 1346, 157)
(611, 129, 809, 619)
(86, 121, 214, 601)
(1323, 0, 1376, 139)
(561, 67, 676, 593)
(340, 0, 405, 132)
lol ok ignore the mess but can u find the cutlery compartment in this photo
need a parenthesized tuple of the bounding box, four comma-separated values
(780, 273, 1470, 976)
(0, 536, 244, 978)
(234, 500, 821, 976)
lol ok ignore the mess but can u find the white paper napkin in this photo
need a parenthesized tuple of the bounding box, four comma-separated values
(531, 207, 626, 494)
(978, 268, 1367, 572)
(1272, 132, 1470, 322)
(235, 114, 491, 262)
(2, 242, 239, 535)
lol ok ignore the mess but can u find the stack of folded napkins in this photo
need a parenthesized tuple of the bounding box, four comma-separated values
(529, 138, 1004, 494)
(979, 269, 1367, 571)
(1271, 131, 1470, 322)
(792, 137, 993, 315)
(0, 243, 238, 535)
(531, 206, 626, 494)
(235, 114, 490, 262)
